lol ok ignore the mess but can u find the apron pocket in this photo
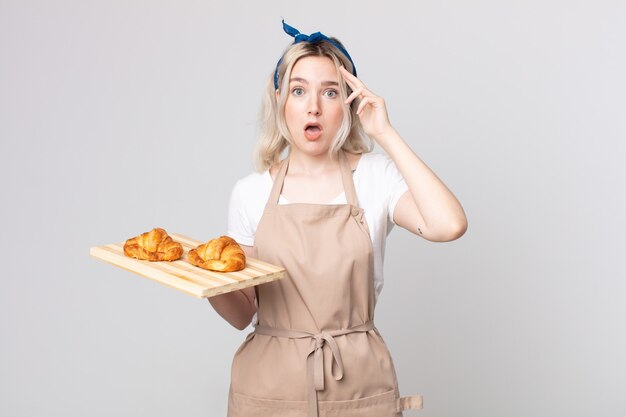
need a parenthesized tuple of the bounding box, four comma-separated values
(229, 387, 401, 417)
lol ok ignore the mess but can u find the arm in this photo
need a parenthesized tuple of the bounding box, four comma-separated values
(207, 244, 257, 331)
(339, 66, 468, 242)
(380, 129, 468, 242)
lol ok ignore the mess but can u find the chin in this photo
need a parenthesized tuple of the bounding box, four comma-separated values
(293, 139, 332, 155)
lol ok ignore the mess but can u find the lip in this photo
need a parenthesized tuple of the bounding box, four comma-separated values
(303, 122, 323, 141)
(304, 122, 322, 130)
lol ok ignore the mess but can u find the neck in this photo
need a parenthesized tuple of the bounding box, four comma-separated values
(288, 148, 341, 175)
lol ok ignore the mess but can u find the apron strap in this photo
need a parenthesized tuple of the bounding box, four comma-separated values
(337, 149, 359, 207)
(266, 149, 359, 208)
(396, 394, 424, 412)
(254, 320, 375, 417)
(267, 152, 290, 206)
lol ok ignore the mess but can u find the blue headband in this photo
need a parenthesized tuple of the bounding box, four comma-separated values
(273, 20, 357, 90)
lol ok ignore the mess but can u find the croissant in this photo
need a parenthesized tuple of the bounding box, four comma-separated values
(188, 235, 246, 272)
(123, 227, 183, 261)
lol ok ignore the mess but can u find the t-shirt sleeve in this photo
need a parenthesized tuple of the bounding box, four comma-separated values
(382, 154, 409, 225)
(226, 180, 255, 246)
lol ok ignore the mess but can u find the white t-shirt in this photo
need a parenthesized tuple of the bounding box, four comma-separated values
(226, 151, 409, 330)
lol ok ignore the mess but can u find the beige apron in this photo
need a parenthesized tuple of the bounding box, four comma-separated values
(228, 149, 423, 417)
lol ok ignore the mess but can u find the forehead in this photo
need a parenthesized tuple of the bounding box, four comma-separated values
(290, 56, 338, 82)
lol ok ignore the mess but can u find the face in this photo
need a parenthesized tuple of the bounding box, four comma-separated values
(281, 55, 344, 156)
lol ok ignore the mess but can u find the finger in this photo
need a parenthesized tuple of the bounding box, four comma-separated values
(339, 67, 378, 99)
(358, 95, 384, 115)
(356, 97, 372, 115)
(339, 65, 359, 82)
(339, 65, 362, 90)
(360, 88, 377, 100)
(344, 87, 363, 105)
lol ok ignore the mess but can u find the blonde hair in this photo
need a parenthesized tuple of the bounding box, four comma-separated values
(252, 39, 373, 173)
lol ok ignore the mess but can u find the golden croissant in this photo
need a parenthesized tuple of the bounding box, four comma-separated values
(188, 235, 246, 272)
(123, 227, 183, 261)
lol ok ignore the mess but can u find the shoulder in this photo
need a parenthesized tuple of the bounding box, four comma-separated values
(233, 170, 271, 193)
(362, 150, 392, 165)
(341, 150, 383, 172)
(353, 151, 406, 202)
(353, 151, 395, 175)
(229, 171, 272, 209)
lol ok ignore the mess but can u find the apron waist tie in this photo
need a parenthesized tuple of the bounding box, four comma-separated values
(253, 320, 375, 417)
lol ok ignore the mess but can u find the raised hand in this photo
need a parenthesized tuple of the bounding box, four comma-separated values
(340, 65, 394, 140)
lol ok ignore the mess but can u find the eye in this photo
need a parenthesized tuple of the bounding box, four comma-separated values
(291, 87, 304, 96)
(324, 89, 338, 98)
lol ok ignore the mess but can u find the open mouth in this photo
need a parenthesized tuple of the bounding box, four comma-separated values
(304, 123, 323, 140)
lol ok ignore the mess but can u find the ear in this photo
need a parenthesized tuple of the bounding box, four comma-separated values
(275, 90, 280, 103)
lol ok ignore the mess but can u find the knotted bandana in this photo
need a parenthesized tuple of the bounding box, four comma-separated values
(273, 19, 357, 90)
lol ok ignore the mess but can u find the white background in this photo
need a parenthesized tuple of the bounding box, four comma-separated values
(1, 1, 625, 416)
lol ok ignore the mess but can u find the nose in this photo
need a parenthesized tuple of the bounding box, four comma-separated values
(307, 95, 321, 116)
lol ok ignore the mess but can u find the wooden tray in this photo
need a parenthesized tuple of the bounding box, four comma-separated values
(90, 232, 286, 298)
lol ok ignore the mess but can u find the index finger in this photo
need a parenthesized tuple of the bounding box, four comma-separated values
(339, 65, 362, 90)
(339, 65, 375, 97)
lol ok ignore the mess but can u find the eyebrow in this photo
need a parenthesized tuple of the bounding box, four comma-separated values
(289, 77, 339, 87)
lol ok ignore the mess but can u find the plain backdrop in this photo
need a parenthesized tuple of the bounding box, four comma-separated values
(1, 1, 625, 416)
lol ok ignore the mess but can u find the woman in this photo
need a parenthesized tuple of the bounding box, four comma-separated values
(209, 20, 467, 417)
